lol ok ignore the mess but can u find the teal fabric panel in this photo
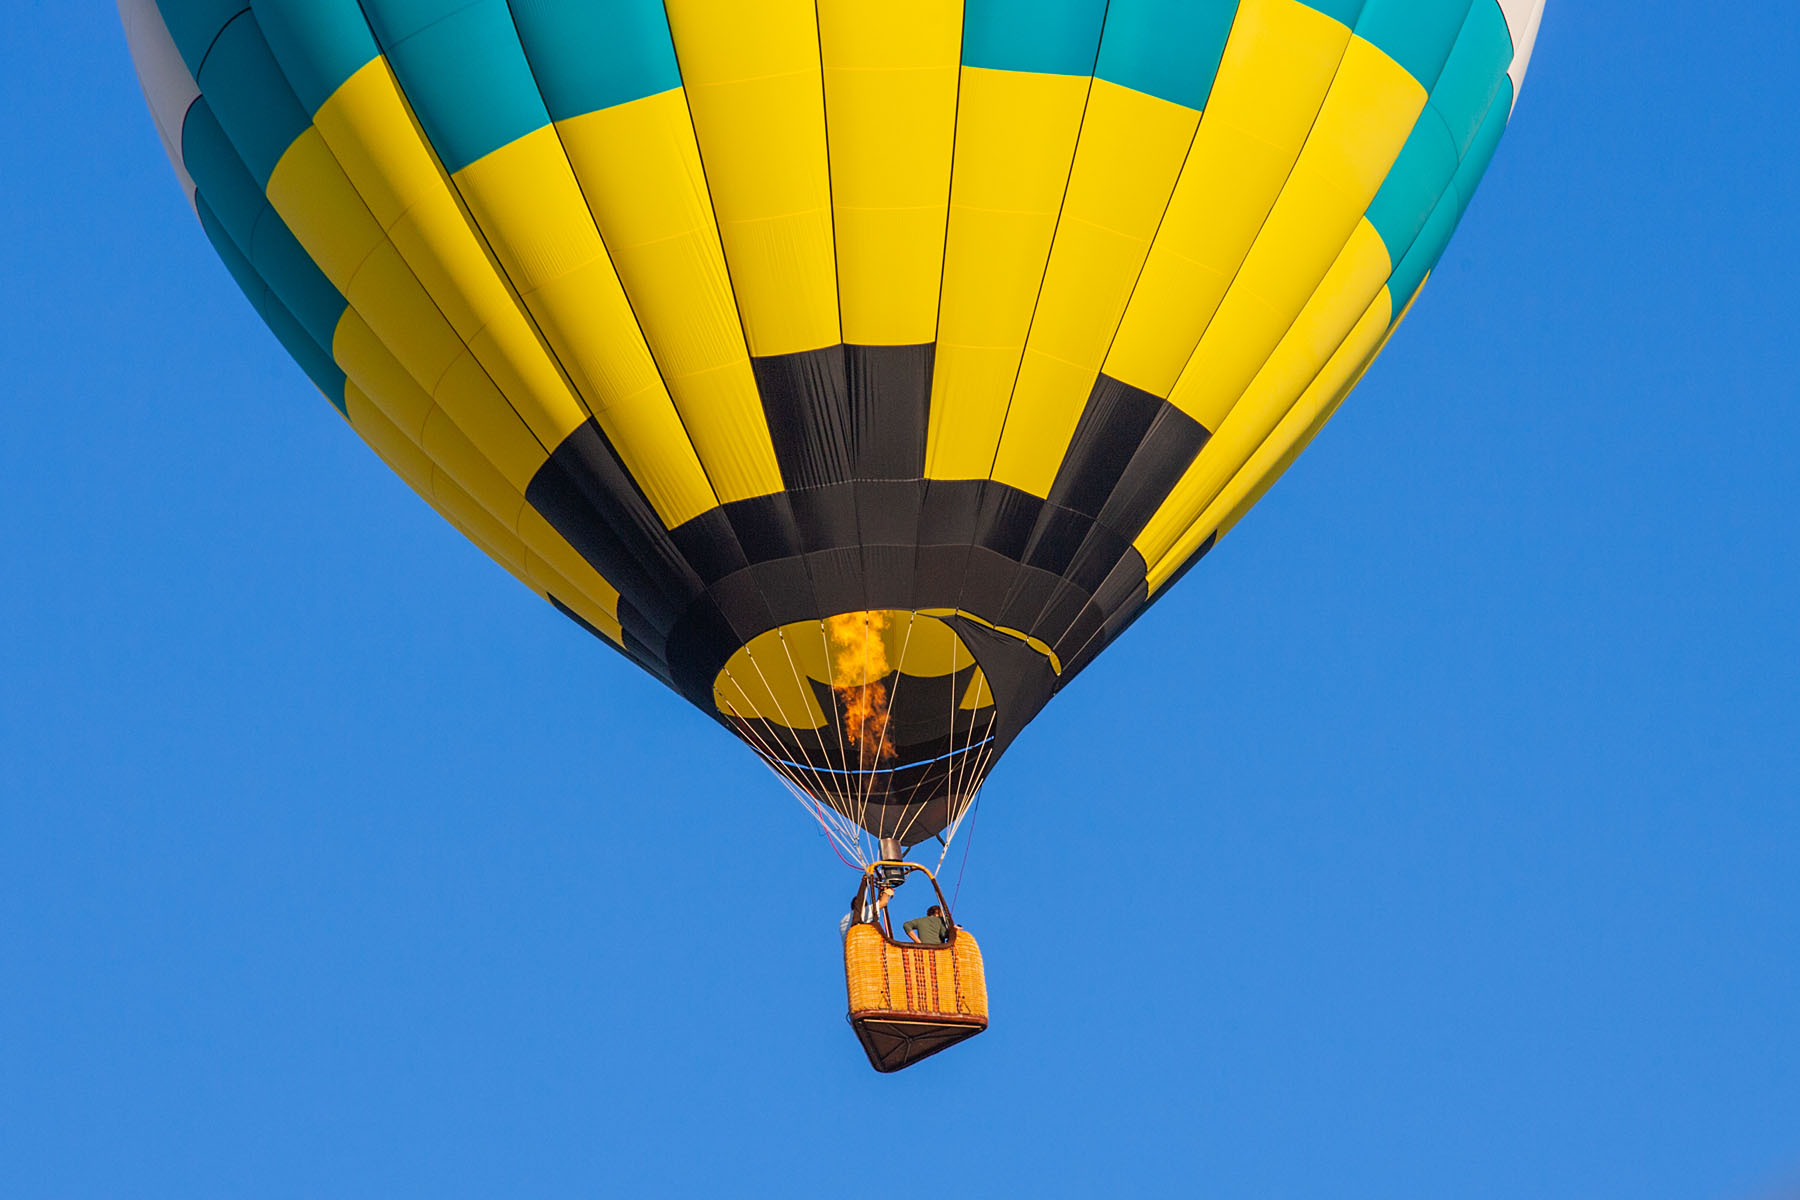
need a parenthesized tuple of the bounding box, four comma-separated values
(1299, 0, 1371, 27)
(194, 12, 312, 186)
(255, 0, 384, 116)
(180, 100, 270, 253)
(1385, 189, 1454, 315)
(1364, 110, 1458, 261)
(248, 214, 349, 354)
(1430, 1, 1514, 155)
(1384, 78, 1510, 311)
(962, 0, 1110, 77)
(1449, 79, 1511, 224)
(197, 197, 349, 413)
(509, 0, 682, 121)
(1094, 0, 1238, 110)
(1354, 0, 1473, 89)
(152, 0, 246, 75)
(362, 0, 552, 173)
(197, 196, 274, 319)
(183, 97, 350, 391)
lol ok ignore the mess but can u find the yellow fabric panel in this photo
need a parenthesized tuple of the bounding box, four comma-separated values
(309, 59, 589, 458)
(452, 128, 727, 527)
(343, 381, 433, 483)
(1165, 35, 1424, 431)
(666, 0, 839, 357)
(1140, 232, 1395, 589)
(992, 81, 1200, 497)
(427, 349, 554, 491)
(420, 406, 527, 534)
(264, 128, 385, 289)
(714, 624, 832, 729)
(817, 0, 961, 345)
(959, 668, 994, 711)
(557, 91, 782, 505)
(926, 67, 1092, 481)
(332, 310, 433, 439)
(328, 257, 545, 495)
(1104, 0, 1354, 398)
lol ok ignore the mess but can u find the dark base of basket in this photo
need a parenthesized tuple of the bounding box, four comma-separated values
(850, 1011, 988, 1073)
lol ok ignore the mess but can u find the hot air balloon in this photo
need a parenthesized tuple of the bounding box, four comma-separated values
(122, 0, 1545, 1072)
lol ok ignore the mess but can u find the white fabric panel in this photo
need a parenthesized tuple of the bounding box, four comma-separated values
(117, 0, 199, 207)
(1496, 0, 1547, 108)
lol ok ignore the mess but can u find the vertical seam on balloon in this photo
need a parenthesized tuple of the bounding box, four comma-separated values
(1126, 24, 1361, 425)
(497, 0, 732, 524)
(916, 6, 1115, 831)
(813, 0, 847, 352)
(980, 3, 1249, 642)
(1062, 2, 1252, 423)
(970, 6, 1114, 493)
(662, 4, 856, 827)
(927, 15, 970, 351)
(934, 10, 1120, 689)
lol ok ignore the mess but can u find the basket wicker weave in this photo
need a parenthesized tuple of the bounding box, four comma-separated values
(844, 923, 987, 1072)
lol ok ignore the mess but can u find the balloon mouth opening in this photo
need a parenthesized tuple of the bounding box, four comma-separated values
(710, 610, 1002, 841)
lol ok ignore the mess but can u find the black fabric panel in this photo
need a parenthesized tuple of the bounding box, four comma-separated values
(916, 479, 981, 547)
(1062, 549, 1157, 679)
(753, 346, 852, 489)
(1032, 580, 1093, 651)
(996, 566, 1061, 635)
(669, 506, 748, 586)
(526, 420, 703, 638)
(787, 482, 861, 553)
(912, 543, 974, 609)
(845, 344, 932, 480)
(972, 485, 1043, 561)
(803, 545, 868, 619)
(664, 593, 743, 704)
(707, 568, 778, 644)
(959, 546, 1025, 619)
(1093, 401, 1212, 543)
(1054, 603, 1110, 681)
(941, 615, 1059, 759)
(725, 490, 804, 563)
(612, 595, 664, 660)
(1063, 521, 1135, 595)
(1044, 375, 1167, 518)
(1020, 503, 1094, 579)
(859, 543, 918, 613)
(853, 480, 925, 545)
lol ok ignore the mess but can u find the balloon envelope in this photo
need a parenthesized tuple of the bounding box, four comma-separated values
(122, 0, 1544, 850)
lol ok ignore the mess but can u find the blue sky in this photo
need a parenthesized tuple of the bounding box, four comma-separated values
(4, 4, 1798, 1197)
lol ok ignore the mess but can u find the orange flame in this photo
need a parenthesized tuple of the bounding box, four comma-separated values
(825, 611, 896, 762)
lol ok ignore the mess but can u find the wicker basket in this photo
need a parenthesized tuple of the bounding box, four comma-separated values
(844, 923, 988, 1072)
